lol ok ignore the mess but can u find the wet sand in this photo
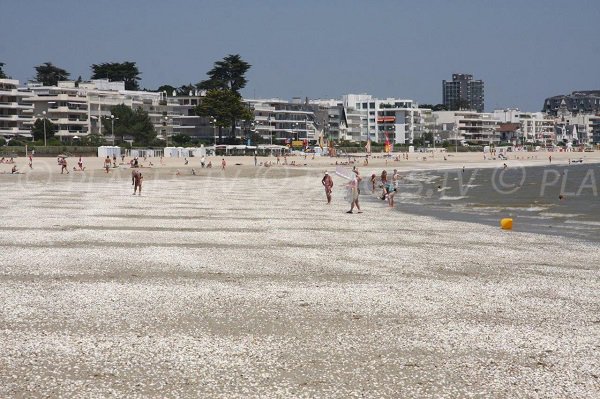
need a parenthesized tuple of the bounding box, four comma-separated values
(0, 152, 599, 397)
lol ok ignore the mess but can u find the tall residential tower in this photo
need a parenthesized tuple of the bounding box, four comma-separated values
(442, 73, 484, 112)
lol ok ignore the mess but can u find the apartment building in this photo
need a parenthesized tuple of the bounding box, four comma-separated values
(0, 79, 33, 139)
(341, 94, 428, 144)
(543, 91, 600, 116)
(23, 79, 191, 143)
(553, 113, 600, 145)
(434, 111, 502, 145)
(442, 73, 485, 112)
(246, 98, 317, 144)
(492, 109, 555, 145)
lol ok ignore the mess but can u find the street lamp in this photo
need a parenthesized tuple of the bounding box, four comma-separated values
(210, 116, 217, 148)
(110, 114, 118, 146)
(163, 116, 170, 146)
(267, 115, 272, 145)
(42, 110, 47, 147)
(293, 122, 299, 141)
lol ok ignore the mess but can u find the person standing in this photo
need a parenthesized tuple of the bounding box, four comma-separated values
(254, 154, 257, 167)
(347, 169, 362, 214)
(321, 172, 334, 204)
(60, 158, 69, 174)
(201, 156, 206, 168)
(132, 169, 143, 195)
(28, 155, 33, 169)
(104, 156, 111, 173)
(221, 158, 226, 170)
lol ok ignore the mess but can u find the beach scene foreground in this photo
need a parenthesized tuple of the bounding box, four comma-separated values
(1, 154, 599, 397)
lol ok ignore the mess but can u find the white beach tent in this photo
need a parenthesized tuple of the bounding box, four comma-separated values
(97, 146, 121, 158)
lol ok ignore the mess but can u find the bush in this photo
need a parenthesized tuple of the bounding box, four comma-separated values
(8, 140, 24, 146)
(0, 138, 6, 146)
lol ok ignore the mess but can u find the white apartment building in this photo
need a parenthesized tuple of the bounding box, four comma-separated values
(434, 111, 503, 145)
(246, 98, 317, 144)
(340, 94, 428, 144)
(553, 113, 600, 145)
(24, 80, 192, 143)
(0, 79, 33, 139)
(492, 109, 555, 145)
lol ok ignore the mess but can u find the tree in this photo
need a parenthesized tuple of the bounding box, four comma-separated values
(196, 55, 252, 137)
(79, 134, 104, 146)
(34, 62, 70, 86)
(449, 98, 471, 111)
(197, 54, 251, 94)
(171, 133, 192, 146)
(101, 103, 156, 145)
(419, 103, 448, 111)
(157, 85, 177, 96)
(176, 83, 197, 96)
(91, 61, 141, 90)
(195, 89, 253, 142)
(0, 62, 7, 79)
(31, 118, 57, 141)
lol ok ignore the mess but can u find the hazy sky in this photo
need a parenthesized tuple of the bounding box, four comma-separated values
(1, 0, 599, 111)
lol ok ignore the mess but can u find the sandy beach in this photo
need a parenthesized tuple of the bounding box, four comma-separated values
(1, 151, 599, 397)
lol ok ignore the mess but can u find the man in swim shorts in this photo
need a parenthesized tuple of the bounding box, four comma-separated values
(132, 169, 143, 195)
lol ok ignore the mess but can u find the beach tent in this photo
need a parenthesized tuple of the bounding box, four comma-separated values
(98, 146, 121, 158)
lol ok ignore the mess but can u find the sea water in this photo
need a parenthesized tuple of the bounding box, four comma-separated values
(387, 163, 600, 243)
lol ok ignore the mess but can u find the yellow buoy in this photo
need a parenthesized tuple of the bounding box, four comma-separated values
(500, 218, 513, 230)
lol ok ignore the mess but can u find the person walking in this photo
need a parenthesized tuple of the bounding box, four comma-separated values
(347, 169, 362, 214)
(132, 169, 143, 195)
(60, 158, 69, 174)
(321, 172, 334, 204)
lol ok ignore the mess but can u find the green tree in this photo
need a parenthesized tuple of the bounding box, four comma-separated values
(79, 134, 104, 146)
(196, 55, 252, 138)
(101, 104, 156, 146)
(0, 62, 7, 79)
(171, 133, 192, 146)
(419, 103, 448, 111)
(34, 62, 70, 86)
(31, 118, 57, 141)
(157, 85, 177, 96)
(91, 61, 141, 90)
(177, 83, 196, 96)
(449, 98, 471, 111)
(195, 89, 253, 142)
(0, 137, 6, 146)
(197, 54, 251, 94)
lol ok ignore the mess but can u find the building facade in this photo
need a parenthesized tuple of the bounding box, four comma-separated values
(492, 109, 555, 146)
(442, 73, 485, 112)
(434, 111, 501, 145)
(0, 79, 33, 139)
(542, 91, 600, 116)
(246, 98, 317, 144)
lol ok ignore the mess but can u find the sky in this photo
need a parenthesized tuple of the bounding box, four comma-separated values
(1, 0, 599, 112)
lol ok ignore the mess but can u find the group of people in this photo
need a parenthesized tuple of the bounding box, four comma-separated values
(0, 157, 15, 164)
(322, 167, 402, 212)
